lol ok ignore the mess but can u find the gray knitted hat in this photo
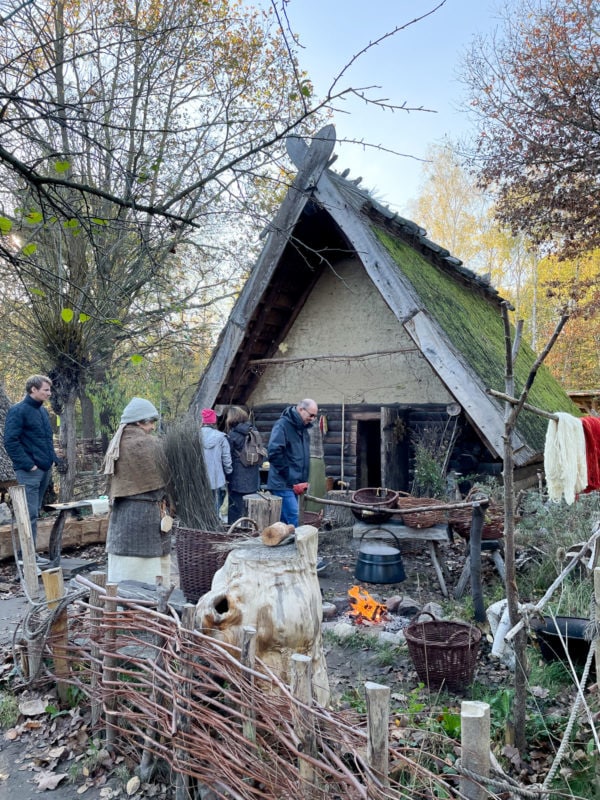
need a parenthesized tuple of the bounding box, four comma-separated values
(120, 397, 158, 424)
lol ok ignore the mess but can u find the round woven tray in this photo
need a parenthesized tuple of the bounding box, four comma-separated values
(404, 612, 481, 691)
(396, 493, 446, 529)
(351, 488, 399, 524)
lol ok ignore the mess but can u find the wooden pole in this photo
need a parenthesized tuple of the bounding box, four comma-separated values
(365, 681, 390, 793)
(241, 626, 257, 743)
(470, 504, 486, 623)
(102, 583, 118, 748)
(175, 604, 196, 800)
(41, 567, 69, 705)
(9, 485, 39, 601)
(291, 653, 317, 799)
(460, 701, 490, 800)
(88, 571, 107, 728)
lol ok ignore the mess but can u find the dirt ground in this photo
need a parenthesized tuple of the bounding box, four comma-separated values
(0, 523, 511, 798)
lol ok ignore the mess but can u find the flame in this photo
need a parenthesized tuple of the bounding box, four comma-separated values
(348, 585, 387, 623)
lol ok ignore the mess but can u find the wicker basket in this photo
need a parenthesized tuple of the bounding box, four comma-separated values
(448, 504, 504, 541)
(351, 488, 399, 524)
(396, 493, 446, 529)
(301, 509, 324, 529)
(175, 518, 258, 604)
(404, 612, 481, 691)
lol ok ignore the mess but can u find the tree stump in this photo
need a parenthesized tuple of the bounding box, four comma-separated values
(243, 492, 282, 530)
(195, 525, 330, 706)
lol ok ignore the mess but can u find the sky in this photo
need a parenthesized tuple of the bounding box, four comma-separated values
(282, 0, 502, 213)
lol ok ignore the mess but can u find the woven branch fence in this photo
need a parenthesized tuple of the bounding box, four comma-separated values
(24, 575, 501, 800)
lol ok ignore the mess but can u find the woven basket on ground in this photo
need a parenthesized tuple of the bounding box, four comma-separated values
(351, 487, 399, 524)
(396, 492, 447, 529)
(301, 509, 323, 529)
(404, 612, 481, 691)
(175, 518, 258, 604)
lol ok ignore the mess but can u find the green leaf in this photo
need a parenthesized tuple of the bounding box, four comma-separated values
(24, 211, 43, 224)
(54, 160, 70, 173)
(78, 312, 90, 322)
(130, 354, 144, 365)
(63, 219, 80, 229)
(30, 288, 46, 298)
(61, 308, 74, 323)
(21, 243, 38, 256)
(106, 318, 122, 325)
(0, 217, 12, 235)
(91, 217, 107, 226)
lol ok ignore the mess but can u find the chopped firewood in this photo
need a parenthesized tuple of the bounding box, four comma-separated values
(261, 522, 295, 546)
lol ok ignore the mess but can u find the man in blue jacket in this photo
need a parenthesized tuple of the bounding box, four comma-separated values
(4, 375, 62, 553)
(267, 398, 317, 526)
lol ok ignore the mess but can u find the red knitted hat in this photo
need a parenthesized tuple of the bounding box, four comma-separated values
(201, 408, 217, 424)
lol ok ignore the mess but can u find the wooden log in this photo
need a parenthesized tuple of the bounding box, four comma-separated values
(365, 681, 390, 793)
(241, 626, 257, 743)
(595, 568, 600, 684)
(291, 653, 317, 799)
(261, 522, 294, 546)
(89, 571, 107, 727)
(103, 583, 119, 748)
(41, 567, 69, 705)
(460, 701, 490, 800)
(0, 513, 108, 562)
(9, 485, 39, 601)
(175, 604, 196, 800)
(243, 492, 282, 529)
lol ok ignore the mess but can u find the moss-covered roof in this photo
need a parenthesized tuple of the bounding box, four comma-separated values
(374, 228, 581, 453)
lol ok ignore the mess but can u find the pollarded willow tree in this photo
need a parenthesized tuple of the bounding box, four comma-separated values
(0, 0, 430, 497)
(463, 0, 600, 259)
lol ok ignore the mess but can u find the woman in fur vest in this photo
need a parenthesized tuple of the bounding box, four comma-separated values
(103, 397, 171, 584)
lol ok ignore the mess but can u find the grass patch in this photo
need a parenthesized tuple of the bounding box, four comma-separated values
(0, 693, 19, 728)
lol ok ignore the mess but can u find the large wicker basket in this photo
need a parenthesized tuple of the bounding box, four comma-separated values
(448, 504, 504, 541)
(404, 612, 481, 691)
(351, 488, 399, 524)
(175, 518, 258, 604)
(396, 493, 447, 529)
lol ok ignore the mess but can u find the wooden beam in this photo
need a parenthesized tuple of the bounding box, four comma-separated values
(248, 347, 419, 366)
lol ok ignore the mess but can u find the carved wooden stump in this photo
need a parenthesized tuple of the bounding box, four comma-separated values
(195, 525, 330, 706)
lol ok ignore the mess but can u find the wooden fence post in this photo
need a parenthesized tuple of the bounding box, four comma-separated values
(460, 700, 490, 800)
(241, 626, 257, 743)
(365, 681, 390, 794)
(9, 485, 39, 601)
(89, 571, 107, 728)
(291, 653, 317, 799)
(469, 503, 486, 622)
(595, 568, 600, 680)
(41, 567, 69, 705)
(175, 604, 196, 800)
(102, 583, 119, 748)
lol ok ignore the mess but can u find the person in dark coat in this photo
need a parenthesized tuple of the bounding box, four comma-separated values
(4, 375, 63, 553)
(225, 406, 261, 525)
(267, 399, 317, 526)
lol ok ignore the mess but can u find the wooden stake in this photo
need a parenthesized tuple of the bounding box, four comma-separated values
(460, 701, 490, 800)
(241, 626, 257, 743)
(291, 653, 317, 798)
(365, 681, 390, 793)
(175, 604, 196, 800)
(41, 567, 69, 705)
(89, 571, 107, 727)
(9, 485, 39, 601)
(103, 583, 118, 748)
(470, 503, 486, 623)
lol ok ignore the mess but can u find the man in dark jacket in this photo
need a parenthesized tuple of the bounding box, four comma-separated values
(267, 399, 317, 526)
(4, 375, 61, 550)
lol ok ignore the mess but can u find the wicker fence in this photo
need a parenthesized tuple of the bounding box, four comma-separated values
(27, 574, 490, 800)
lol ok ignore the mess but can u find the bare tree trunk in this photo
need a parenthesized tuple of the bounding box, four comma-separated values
(79, 388, 96, 440)
(58, 392, 77, 501)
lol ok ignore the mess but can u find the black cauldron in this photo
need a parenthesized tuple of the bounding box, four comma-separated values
(355, 529, 406, 584)
(530, 616, 592, 671)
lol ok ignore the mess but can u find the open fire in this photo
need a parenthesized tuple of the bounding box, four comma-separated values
(348, 585, 388, 624)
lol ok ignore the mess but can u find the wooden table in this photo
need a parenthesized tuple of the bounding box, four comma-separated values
(353, 520, 451, 597)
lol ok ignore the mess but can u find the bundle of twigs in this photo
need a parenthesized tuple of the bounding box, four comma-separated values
(159, 414, 220, 531)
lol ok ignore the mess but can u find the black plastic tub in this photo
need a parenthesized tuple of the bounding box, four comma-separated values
(530, 616, 592, 670)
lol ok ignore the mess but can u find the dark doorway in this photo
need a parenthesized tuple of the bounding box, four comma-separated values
(356, 419, 381, 487)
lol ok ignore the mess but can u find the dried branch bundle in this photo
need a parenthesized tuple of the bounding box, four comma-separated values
(159, 415, 220, 531)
